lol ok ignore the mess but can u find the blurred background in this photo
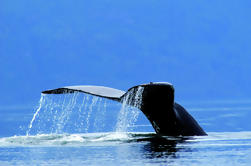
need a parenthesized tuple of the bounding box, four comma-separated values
(1, 0, 251, 106)
(0, 0, 251, 136)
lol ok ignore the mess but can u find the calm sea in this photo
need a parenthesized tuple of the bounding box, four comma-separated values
(0, 93, 251, 166)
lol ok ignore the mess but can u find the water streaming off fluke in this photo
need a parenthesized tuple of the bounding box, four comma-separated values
(115, 86, 144, 132)
(27, 94, 45, 135)
(26, 87, 145, 135)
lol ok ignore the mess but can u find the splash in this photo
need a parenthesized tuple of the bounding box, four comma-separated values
(26, 94, 45, 135)
(55, 92, 80, 133)
(2, 132, 251, 147)
(85, 96, 99, 132)
(115, 86, 144, 132)
(26, 93, 107, 135)
(27, 87, 144, 135)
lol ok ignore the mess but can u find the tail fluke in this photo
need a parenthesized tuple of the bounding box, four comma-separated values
(42, 85, 125, 101)
(42, 82, 207, 136)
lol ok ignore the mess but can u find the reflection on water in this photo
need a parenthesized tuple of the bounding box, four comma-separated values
(141, 136, 186, 159)
(1, 132, 251, 165)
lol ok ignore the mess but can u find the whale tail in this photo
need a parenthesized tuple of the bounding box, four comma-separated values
(42, 82, 207, 136)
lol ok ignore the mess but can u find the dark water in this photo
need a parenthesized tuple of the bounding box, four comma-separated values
(0, 94, 251, 165)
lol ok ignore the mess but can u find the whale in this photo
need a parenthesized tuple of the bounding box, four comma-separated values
(42, 82, 207, 136)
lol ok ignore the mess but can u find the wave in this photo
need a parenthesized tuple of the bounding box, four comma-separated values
(1, 132, 251, 147)
(0, 132, 153, 147)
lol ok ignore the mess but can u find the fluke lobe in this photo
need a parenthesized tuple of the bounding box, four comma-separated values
(42, 82, 207, 136)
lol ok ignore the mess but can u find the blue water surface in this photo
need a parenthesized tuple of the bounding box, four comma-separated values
(0, 95, 251, 166)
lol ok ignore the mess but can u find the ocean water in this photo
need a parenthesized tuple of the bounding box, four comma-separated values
(0, 93, 251, 166)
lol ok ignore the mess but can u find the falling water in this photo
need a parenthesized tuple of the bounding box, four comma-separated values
(26, 94, 45, 135)
(115, 86, 144, 132)
(27, 87, 144, 135)
(85, 97, 99, 132)
(55, 92, 80, 133)
(26, 93, 105, 135)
